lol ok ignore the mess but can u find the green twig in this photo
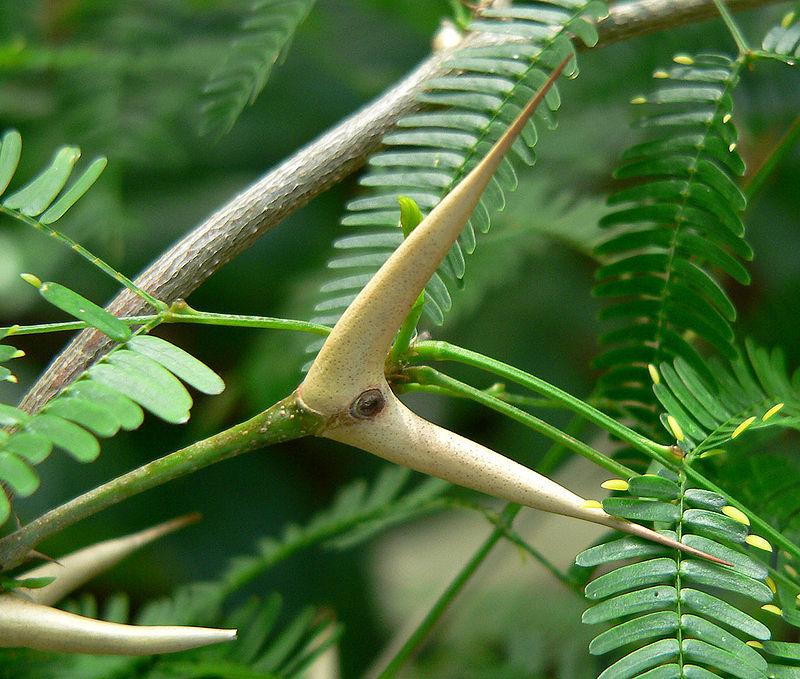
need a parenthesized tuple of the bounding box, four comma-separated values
(396, 381, 570, 410)
(408, 344, 800, 564)
(403, 366, 635, 479)
(165, 306, 332, 336)
(0, 393, 325, 571)
(412, 340, 673, 465)
(389, 293, 425, 368)
(0, 207, 166, 311)
(2, 308, 332, 337)
(713, 0, 752, 53)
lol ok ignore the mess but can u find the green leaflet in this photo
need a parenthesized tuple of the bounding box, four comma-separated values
(593, 53, 749, 434)
(35, 281, 132, 343)
(0, 132, 107, 225)
(0, 451, 39, 496)
(652, 340, 800, 454)
(309, 0, 608, 344)
(3, 146, 81, 216)
(0, 293, 224, 527)
(39, 157, 108, 225)
(0, 575, 55, 592)
(62, 381, 144, 431)
(126, 335, 225, 395)
(25, 414, 100, 462)
(579, 469, 774, 678)
(43, 398, 121, 438)
(0, 296, 23, 384)
(91, 351, 193, 425)
(0, 133, 227, 528)
(0, 130, 22, 195)
(762, 3, 800, 58)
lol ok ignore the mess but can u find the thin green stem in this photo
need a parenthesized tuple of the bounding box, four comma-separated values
(1, 207, 166, 311)
(2, 308, 332, 338)
(397, 381, 571, 410)
(745, 115, 800, 205)
(412, 340, 673, 464)
(389, 293, 425, 367)
(2, 317, 154, 336)
(0, 393, 325, 571)
(537, 412, 591, 479)
(164, 306, 332, 336)
(375, 503, 521, 679)
(403, 366, 635, 478)
(713, 0, 752, 53)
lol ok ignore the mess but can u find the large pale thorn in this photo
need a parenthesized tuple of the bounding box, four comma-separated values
(18, 513, 201, 606)
(302, 56, 575, 413)
(298, 55, 725, 566)
(0, 514, 238, 654)
(0, 597, 236, 655)
(322, 397, 728, 565)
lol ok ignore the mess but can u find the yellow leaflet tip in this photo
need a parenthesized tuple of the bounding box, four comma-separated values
(673, 55, 694, 65)
(666, 415, 684, 442)
(728, 143, 736, 152)
(766, 576, 777, 593)
(630, 96, 647, 105)
(699, 448, 724, 459)
(745, 534, 773, 552)
(763, 403, 785, 421)
(796, 592, 800, 604)
(601, 479, 629, 492)
(722, 505, 750, 526)
(581, 500, 603, 509)
(20, 273, 42, 289)
(785, 564, 798, 578)
(761, 604, 783, 616)
(7, 375, 18, 384)
(731, 416, 756, 439)
(746, 640, 764, 649)
(782, 11, 795, 28)
(11, 350, 25, 359)
(653, 70, 669, 79)
(723, 113, 732, 124)
(647, 364, 660, 385)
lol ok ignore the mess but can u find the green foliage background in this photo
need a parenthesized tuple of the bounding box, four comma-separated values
(0, 1, 798, 676)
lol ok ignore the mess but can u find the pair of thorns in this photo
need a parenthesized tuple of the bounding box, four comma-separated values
(0, 56, 723, 655)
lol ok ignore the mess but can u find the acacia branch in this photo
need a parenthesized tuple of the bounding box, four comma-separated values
(20, 0, 782, 413)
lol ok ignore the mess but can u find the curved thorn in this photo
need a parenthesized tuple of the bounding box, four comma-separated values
(17, 513, 201, 606)
(320, 396, 730, 565)
(0, 596, 236, 655)
(298, 55, 724, 566)
(302, 56, 574, 413)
